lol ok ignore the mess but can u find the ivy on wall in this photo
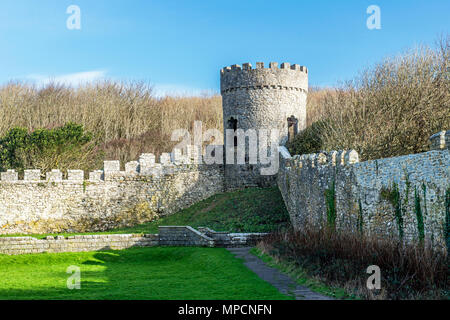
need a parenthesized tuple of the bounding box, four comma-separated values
(445, 188, 450, 252)
(324, 178, 336, 231)
(414, 186, 425, 244)
(380, 182, 404, 240)
(358, 198, 364, 235)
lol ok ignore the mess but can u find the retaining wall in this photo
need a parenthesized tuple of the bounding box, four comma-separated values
(0, 226, 267, 255)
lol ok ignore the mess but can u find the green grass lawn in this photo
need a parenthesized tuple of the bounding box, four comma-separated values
(0, 247, 291, 300)
(1, 187, 290, 239)
(117, 187, 290, 233)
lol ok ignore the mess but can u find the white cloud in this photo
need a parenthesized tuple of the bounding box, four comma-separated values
(152, 83, 218, 98)
(26, 70, 107, 87)
(21, 73, 219, 97)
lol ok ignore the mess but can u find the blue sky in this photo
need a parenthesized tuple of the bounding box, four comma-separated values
(0, 0, 448, 95)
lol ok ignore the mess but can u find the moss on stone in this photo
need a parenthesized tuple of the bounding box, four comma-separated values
(445, 187, 450, 252)
(380, 182, 404, 240)
(414, 186, 425, 244)
(324, 178, 336, 231)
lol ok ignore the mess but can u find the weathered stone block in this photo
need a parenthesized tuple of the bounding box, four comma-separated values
(24, 169, 41, 181)
(104, 160, 120, 173)
(125, 161, 139, 173)
(138, 153, 156, 174)
(89, 170, 103, 181)
(429, 130, 449, 150)
(171, 148, 183, 164)
(68, 170, 84, 181)
(1, 169, 18, 181)
(46, 170, 62, 181)
(160, 153, 171, 165)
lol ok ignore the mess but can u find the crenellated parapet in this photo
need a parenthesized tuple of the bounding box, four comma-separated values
(220, 62, 308, 94)
(429, 130, 449, 150)
(282, 150, 360, 171)
(101, 146, 205, 181)
(0, 145, 225, 235)
(0, 146, 208, 183)
(0, 168, 86, 182)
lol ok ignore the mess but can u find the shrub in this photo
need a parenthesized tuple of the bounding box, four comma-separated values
(0, 81, 222, 166)
(258, 227, 448, 299)
(287, 120, 326, 155)
(0, 123, 102, 176)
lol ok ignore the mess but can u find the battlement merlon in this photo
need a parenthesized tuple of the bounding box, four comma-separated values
(220, 62, 308, 94)
(429, 130, 449, 150)
(0, 146, 214, 183)
(283, 150, 360, 170)
(220, 62, 308, 73)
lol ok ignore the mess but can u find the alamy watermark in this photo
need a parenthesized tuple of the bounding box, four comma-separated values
(67, 265, 81, 289)
(171, 121, 280, 175)
(66, 5, 81, 30)
(366, 5, 381, 30)
(366, 265, 381, 290)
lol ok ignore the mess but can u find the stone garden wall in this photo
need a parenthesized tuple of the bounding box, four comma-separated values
(0, 226, 267, 255)
(0, 146, 224, 235)
(277, 131, 450, 248)
(0, 234, 159, 255)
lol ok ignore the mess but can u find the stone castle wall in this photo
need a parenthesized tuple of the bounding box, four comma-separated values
(277, 132, 450, 247)
(0, 147, 224, 235)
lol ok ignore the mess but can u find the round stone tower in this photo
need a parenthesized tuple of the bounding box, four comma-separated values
(220, 62, 308, 189)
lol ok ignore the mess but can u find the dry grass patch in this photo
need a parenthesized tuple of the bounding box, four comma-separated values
(0, 81, 222, 171)
(291, 35, 450, 160)
(258, 227, 449, 300)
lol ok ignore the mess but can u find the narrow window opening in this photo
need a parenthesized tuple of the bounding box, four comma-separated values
(227, 117, 238, 147)
(287, 115, 298, 143)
